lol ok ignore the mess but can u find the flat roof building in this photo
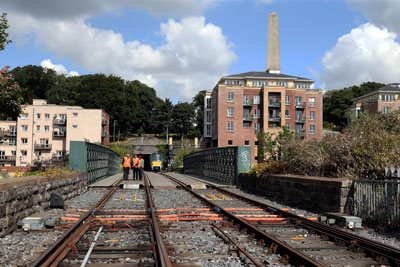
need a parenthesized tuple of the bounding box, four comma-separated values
(203, 12, 323, 165)
(0, 99, 109, 167)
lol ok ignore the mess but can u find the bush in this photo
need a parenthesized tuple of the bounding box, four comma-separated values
(172, 146, 199, 169)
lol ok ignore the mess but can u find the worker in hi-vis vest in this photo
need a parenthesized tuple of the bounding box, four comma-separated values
(138, 154, 144, 181)
(122, 153, 131, 180)
(131, 154, 139, 180)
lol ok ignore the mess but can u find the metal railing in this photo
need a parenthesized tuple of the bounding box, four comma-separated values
(53, 131, 66, 137)
(243, 101, 253, 106)
(69, 141, 120, 185)
(183, 146, 251, 185)
(53, 118, 66, 125)
(268, 101, 281, 107)
(268, 116, 281, 122)
(243, 115, 253, 121)
(34, 143, 52, 149)
(295, 117, 306, 123)
(295, 102, 306, 109)
(0, 130, 17, 136)
(0, 155, 16, 161)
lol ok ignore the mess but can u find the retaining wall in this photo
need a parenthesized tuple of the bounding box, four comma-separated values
(0, 171, 87, 236)
(239, 173, 351, 213)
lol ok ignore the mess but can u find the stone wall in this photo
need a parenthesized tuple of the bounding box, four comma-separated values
(238, 173, 351, 213)
(0, 172, 87, 236)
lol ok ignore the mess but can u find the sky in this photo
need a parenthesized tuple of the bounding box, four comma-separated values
(1, 0, 400, 103)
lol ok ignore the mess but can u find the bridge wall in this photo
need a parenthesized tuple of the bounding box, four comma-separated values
(0, 171, 86, 236)
(69, 141, 120, 185)
(238, 173, 351, 213)
(183, 146, 251, 185)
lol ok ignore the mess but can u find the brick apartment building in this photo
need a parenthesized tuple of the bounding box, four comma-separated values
(203, 12, 323, 165)
(0, 99, 110, 167)
(350, 83, 400, 118)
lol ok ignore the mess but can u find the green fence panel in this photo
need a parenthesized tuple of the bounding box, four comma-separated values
(183, 146, 251, 185)
(70, 141, 120, 185)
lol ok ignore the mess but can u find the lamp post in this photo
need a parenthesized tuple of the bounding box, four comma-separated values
(113, 120, 117, 143)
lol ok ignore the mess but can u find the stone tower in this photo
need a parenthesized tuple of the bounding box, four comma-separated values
(266, 12, 281, 74)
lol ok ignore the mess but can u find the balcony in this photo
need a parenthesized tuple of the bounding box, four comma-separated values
(268, 101, 281, 107)
(0, 155, 16, 162)
(243, 115, 253, 122)
(295, 102, 306, 109)
(268, 116, 281, 122)
(53, 131, 66, 137)
(243, 101, 253, 107)
(53, 118, 66, 125)
(0, 130, 17, 136)
(35, 143, 52, 150)
(296, 130, 306, 137)
(295, 117, 306, 123)
(102, 130, 108, 138)
(102, 119, 108, 126)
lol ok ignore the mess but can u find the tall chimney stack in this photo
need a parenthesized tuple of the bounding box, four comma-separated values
(266, 12, 281, 74)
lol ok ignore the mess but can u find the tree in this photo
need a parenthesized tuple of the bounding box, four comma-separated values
(192, 90, 206, 137)
(11, 65, 59, 103)
(154, 98, 173, 136)
(0, 66, 24, 121)
(323, 82, 385, 131)
(0, 13, 11, 51)
(171, 102, 196, 141)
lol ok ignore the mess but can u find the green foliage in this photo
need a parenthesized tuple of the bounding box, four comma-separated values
(104, 143, 133, 157)
(172, 146, 199, 169)
(0, 66, 24, 121)
(323, 82, 385, 131)
(171, 102, 196, 140)
(0, 13, 11, 51)
(192, 90, 206, 137)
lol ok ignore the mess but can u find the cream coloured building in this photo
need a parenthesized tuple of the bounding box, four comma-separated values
(0, 99, 110, 167)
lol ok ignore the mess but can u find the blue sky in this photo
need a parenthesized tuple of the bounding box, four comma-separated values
(1, 0, 400, 102)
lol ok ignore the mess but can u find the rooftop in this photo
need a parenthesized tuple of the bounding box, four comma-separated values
(222, 71, 314, 82)
(352, 84, 400, 101)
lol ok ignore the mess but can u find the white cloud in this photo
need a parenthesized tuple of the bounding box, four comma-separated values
(40, 59, 79, 77)
(8, 13, 236, 101)
(257, 0, 274, 4)
(315, 23, 400, 90)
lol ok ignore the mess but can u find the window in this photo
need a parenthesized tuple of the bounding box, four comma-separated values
(227, 107, 234, 117)
(21, 113, 28, 119)
(45, 125, 49, 132)
(310, 125, 316, 134)
(295, 96, 303, 106)
(383, 106, 390, 114)
(227, 121, 234, 132)
(206, 125, 211, 136)
(255, 141, 259, 145)
(36, 113, 41, 119)
(276, 81, 288, 87)
(228, 140, 233, 146)
(252, 80, 268, 87)
(21, 138, 28, 144)
(36, 125, 40, 132)
(244, 94, 250, 104)
(253, 109, 260, 118)
(206, 111, 212, 122)
(285, 95, 291, 105)
(285, 110, 290, 119)
(243, 122, 251, 128)
(253, 95, 260, 104)
(21, 150, 27, 156)
(309, 111, 316, 120)
(227, 92, 234, 102)
(254, 123, 260, 131)
(244, 140, 250, 146)
(295, 83, 311, 89)
(35, 151, 42, 157)
(9, 139, 16, 146)
(11, 151, 16, 156)
(21, 125, 28, 131)
(225, 80, 243, 86)
(309, 97, 316, 107)
(72, 112, 78, 117)
(206, 98, 211, 109)
(45, 113, 50, 120)
(72, 125, 78, 129)
(380, 94, 395, 101)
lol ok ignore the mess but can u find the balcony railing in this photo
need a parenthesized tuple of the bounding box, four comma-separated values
(0, 155, 16, 162)
(102, 130, 108, 137)
(268, 101, 281, 107)
(268, 116, 281, 122)
(243, 115, 253, 121)
(296, 130, 306, 137)
(53, 131, 66, 137)
(243, 101, 253, 106)
(0, 130, 17, 136)
(295, 117, 306, 123)
(295, 102, 306, 109)
(35, 143, 52, 150)
(102, 119, 108, 126)
(53, 118, 66, 125)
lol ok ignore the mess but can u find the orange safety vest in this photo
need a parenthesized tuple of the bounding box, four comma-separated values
(123, 157, 131, 168)
(138, 159, 144, 168)
(132, 158, 139, 168)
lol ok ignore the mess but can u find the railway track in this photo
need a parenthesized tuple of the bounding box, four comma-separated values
(160, 172, 400, 267)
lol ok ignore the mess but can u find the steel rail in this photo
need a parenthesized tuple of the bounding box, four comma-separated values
(31, 180, 122, 267)
(144, 173, 173, 267)
(161, 173, 325, 267)
(210, 183, 400, 265)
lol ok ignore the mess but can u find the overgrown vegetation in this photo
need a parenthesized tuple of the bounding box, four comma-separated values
(104, 143, 133, 157)
(253, 112, 400, 180)
(172, 146, 199, 169)
(14, 167, 72, 177)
